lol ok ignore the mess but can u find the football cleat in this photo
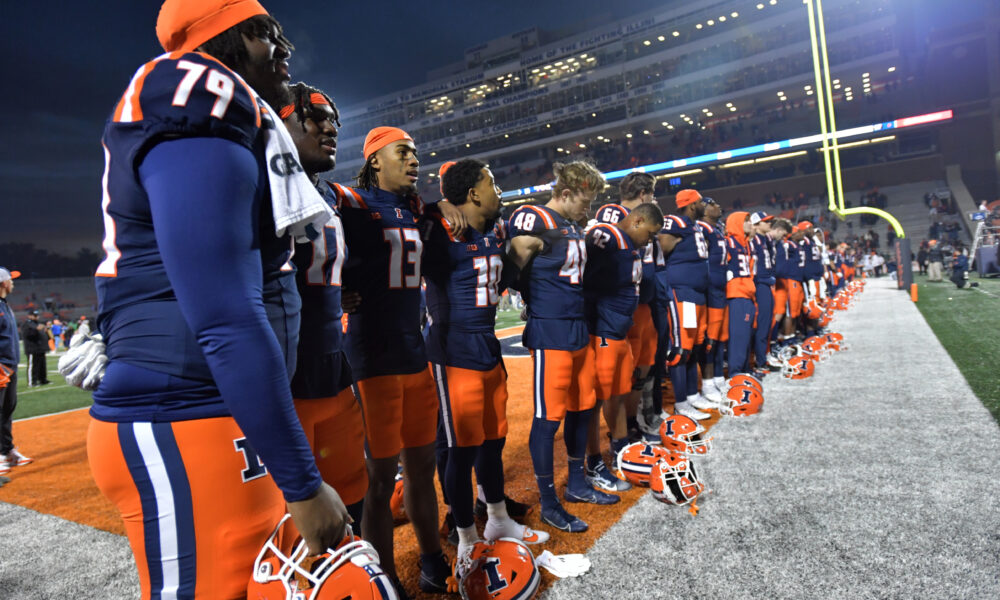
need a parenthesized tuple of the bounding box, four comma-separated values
(615, 442, 672, 486)
(782, 355, 815, 380)
(248, 515, 397, 600)
(689, 394, 721, 410)
(540, 505, 588, 533)
(454, 538, 540, 600)
(585, 461, 632, 492)
(659, 414, 713, 457)
(649, 454, 705, 506)
(720, 384, 764, 417)
(674, 401, 711, 421)
(564, 486, 619, 505)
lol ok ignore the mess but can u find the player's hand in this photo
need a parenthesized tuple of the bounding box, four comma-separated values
(287, 482, 352, 555)
(437, 200, 467, 238)
(665, 345, 682, 367)
(341, 291, 362, 314)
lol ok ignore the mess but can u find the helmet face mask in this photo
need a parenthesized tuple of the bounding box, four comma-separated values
(650, 454, 705, 506)
(248, 515, 395, 600)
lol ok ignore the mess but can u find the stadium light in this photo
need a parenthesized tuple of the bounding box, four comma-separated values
(658, 35, 666, 41)
(719, 16, 726, 22)
(888, 66, 896, 72)
(673, 31, 680, 37)
(696, 23, 703, 29)
(757, 3, 764, 8)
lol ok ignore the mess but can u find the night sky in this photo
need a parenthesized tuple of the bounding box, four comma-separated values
(0, 0, 659, 255)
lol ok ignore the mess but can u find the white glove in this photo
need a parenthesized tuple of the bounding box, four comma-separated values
(58, 334, 107, 391)
(536, 550, 591, 578)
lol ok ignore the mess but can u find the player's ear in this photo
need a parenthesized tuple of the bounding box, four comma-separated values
(467, 187, 478, 206)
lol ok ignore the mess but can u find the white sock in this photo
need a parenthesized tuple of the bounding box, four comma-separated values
(477, 485, 487, 504)
(457, 525, 479, 547)
(486, 500, 509, 522)
(687, 394, 701, 403)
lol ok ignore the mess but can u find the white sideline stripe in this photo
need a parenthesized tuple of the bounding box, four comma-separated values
(133, 423, 180, 600)
(14, 406, 88, 422)
(18, 384, 70, 396)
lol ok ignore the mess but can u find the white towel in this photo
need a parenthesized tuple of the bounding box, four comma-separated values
(257, 97, 334, 242)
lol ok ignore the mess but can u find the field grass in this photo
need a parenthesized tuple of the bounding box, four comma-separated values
(913, 272, 1000, 423)
(14, 351, 94, 420)
(494, 308, 526, 331)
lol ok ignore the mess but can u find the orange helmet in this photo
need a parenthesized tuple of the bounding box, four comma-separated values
(615, 442, 671, 486)
(824, 332, 848, 352)
(390, 465, 407, 524)
(248, 516, 396, 600)
(456, 538, 540, 600)
(782, 355, 815, 379)
(801, 336, 830, 361)
(649, 454, 705, 506)
(727, 373, 762, 395)
(659, 414, 713, 457)
(805, 299, 823, 319)
(721, 384, 764, 417)
(819, 311, 833, 328)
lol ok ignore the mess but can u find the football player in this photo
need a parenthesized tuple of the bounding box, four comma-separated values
(328, 127, 465, 594)
(594, 173, 662, 443)
(508, 161, 614, 533)
(659, 189, 713, 421)
(724, 212, 757, 376)
(424, 158, 550, 574)
(749, 212, 777, 374)
(280, 83, 368, 530)
(771, 219, 806, 350)
(89, 3, 349, 598)
(799, 221, 824, 335)
(696, 198, 727, 402)
(583, 203, 663, 491)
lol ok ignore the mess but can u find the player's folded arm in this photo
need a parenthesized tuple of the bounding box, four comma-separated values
(140, 136, 322, 503)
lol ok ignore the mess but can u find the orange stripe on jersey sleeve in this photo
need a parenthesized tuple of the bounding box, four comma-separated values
(593, 223, 627, 249)
(113, 54, 176, 123)
(526, 206, 557, 229)
(437, 217, 458, 242)
(665, 215, 687, 229)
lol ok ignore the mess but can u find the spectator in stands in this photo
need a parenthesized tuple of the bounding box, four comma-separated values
(927, 240, 945, 282)
(20, 311, 48, 386)
(978, 200, 987, 212)
(1, 267, 34, 479)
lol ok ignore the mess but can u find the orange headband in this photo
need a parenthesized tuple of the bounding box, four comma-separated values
(278, 92, 331, 120)
(363, 126, 413, 160)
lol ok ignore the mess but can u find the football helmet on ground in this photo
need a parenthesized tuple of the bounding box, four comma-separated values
(782, 355, 815, 379)
(659, 414, 713, 457)
(455, 538, 540, 600)
(248, 515, 397, 600)
(720, 384, 764, 417)
(727, 373, 762, 395)
(649, 453, 704, 506)
(615, 442, 672, 486)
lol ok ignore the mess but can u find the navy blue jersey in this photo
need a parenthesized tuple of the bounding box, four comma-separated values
(698, 220, 727, 291)
(91, 51, 319, 501)
(596, 203, 656, 305)
(332, 183, 427, 380)
(290, 182, 352, 399)
(775, 239, 804, 280)
(423, 218, 506, 370)
(801, 236, 824, 279)
(584, 223, 641, 339)
(661, 214, 709, 303)
(751, 233, 777, 285)
(509, 205, 587, 351)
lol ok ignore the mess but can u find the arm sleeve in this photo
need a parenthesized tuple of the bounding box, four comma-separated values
(140, 137, 322, 503)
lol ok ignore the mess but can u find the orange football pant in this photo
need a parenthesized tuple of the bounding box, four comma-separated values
(353, 367, 439, 459)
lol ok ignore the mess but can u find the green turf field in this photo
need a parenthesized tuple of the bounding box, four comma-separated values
(913, 273, 1000, 423)
(494, 309, 526, 331)
(14, 350, 94, 420)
